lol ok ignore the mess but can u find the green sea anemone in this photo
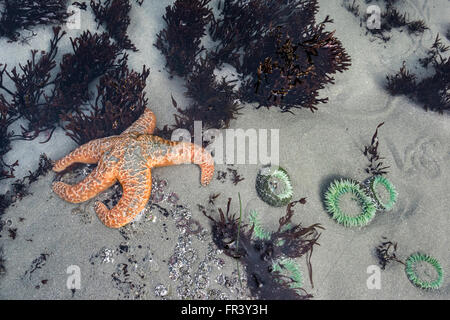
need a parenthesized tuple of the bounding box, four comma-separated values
(367, 175, 398, 211)
(248, 210, 272, 240)
(256, 166, 293, 207)
(405, 253, 443, 290)
(324, 179, 377, 227)
(272, 258, 303, 289)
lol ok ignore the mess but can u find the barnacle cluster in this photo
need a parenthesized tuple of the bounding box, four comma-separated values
(405, 253, 443, 290)
(255, 166, 293, 207)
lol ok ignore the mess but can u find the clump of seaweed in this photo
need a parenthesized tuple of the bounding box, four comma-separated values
(0, 0, 71, 42)
(73, 2, 88, 10)
(0, 27, 66, 140)
(211, 0, 351, 112)
(347, 0, 428, 41)
(386, 34, 449, 113)
(363, 122, 390, 176)
(169, 57, 241, 135)
(0, 153, 52, 216)
(406, 20, 428, 35)
(375, 238, 404, 270)
(419, 34, 449, 68)
(0, 27, 64, 180)
(203, 197, 324, 300)
(227, 167, 245, 186)
(155, 0, 213, 77)
(90, 0, 137, 51)
(385, 62, 417, 95)
(344, 0, 360, 17)
(0, 94, 19, 180)
(53, 31, 124, 114)
(381, 3, 428, 36)
(63, 57, 150, 144)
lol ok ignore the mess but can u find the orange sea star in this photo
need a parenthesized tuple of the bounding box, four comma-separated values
(52, 108, 214, 228)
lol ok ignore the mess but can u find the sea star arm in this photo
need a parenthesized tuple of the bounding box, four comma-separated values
(94, 166, 152, 228)
(148, 138, 215, 186)
(53, 136, 118, 172)
(121, 108, 156, 136)
(52, 158, 118, 203)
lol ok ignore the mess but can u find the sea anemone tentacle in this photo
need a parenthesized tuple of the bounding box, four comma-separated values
(272, 258, 303, 289)
(324, 179, 377, 227)
(248, 209, 272, 240)
(256, 166, 293, 207)
(405, 253, 443, 290)
(366, 175, 398, 211)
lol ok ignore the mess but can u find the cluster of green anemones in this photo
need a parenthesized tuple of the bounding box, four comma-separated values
(368, 175, 398, 211)
(248, 209, 272, 240)
(272, 258, 303, 289)
(405, 253, 443, 290)
(324, 179, 377, 227)
(248, 211, 303, 289)
(256, 166, 293, 207)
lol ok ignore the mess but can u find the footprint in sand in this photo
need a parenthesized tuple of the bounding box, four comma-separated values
(390, 138, 449, 179)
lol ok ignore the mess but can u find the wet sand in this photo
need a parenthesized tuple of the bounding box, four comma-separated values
(0, 0, 449, 299)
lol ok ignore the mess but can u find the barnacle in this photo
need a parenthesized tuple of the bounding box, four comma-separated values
(405, 253, 443, 290)
(256, 166, 293, 207)
(324, 179, 376, 227)
(367, 175, 398, 211)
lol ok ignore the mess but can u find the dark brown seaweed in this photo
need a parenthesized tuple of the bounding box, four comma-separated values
(211, 0, 351, 112)
(155, 0, 213, 77)
(376, 238, 405, 270)
(63, 57, 150, 145)
(0, 0, 71, 42)
(90, 0, 137, 51)
(363, 122, 390, 176)
(203, 197, 324, 300)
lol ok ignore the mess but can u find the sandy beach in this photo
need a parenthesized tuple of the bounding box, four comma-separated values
(0, 0, 448, 300)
